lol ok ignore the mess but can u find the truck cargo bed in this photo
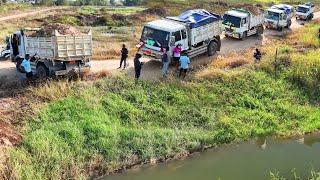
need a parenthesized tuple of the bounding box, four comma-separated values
(25, 30, 92, 61)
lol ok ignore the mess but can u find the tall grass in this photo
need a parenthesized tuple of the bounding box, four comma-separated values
(6, 70, 320, 179)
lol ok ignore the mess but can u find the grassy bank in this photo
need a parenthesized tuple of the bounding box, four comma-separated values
(5, 21, 320, 177)
(1, 4, 320, 180)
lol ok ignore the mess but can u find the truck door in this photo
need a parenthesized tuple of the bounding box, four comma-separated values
(173, 30, 183, 49)
(180, 30, 188, 51)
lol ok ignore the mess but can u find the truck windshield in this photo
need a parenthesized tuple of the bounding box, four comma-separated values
(297, 6, 308, 13)
(141, 27, 170, 47)
(223, 14, 241, 28)
(266, 11, 280, 20)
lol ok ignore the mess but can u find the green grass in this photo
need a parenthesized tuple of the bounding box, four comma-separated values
(7, 68, 320, 179)
(0, 3, 31, 15)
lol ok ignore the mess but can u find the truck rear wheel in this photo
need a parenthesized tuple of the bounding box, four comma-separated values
(207, 41, 218, 56)
(37, 64, 49, 79)
(256, 26, 264, 36)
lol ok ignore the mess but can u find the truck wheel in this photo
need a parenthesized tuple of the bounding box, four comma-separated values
(37, 64, 49, 79)
(285, 20, 292, 28)
(278, 26, 284, 31)
(310, 14, 314, 20)
(240, 32, 247, 40)
(256, 26, 264, 36)
(207, 41, 218, 56)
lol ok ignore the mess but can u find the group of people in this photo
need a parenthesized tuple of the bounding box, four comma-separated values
(119, 44, 190, 80)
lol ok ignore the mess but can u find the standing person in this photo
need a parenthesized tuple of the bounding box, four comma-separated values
(134, 53, 143, 79)
(161, 47, 170, 78)
(172, 44, 182, 68)
(21, 54, 33, 82)
(12, 34, 19, 57)
(118, 44, 129, 69)
(253, 48, 262, 63)
(179, 51, 190, 79)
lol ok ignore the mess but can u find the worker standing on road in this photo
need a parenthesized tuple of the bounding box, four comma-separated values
(118, 44, 129, 69)
(173, 44, 182, 68)
(21, 54, 33, 82)
(162, 47, 170, 78)
(179, 51, 190, 79)
(253, 48, 262, 63)
(134, 53, 143, 79)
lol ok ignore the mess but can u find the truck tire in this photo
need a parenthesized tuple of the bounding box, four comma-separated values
(310, 13, 314, 20)
(256, 25, 264, 36)
(37, 64, 49, 79)
(240, 31, 247, 40)
(278, 26, 284, 31)
(285, 20, 292, 28)
(207, 41, 218, 56)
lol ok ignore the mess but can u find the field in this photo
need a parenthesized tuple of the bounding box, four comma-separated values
(1, 18, 320, 178)
(1, 1, 320, 179)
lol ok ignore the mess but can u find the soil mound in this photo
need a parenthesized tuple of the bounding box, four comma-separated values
(142, 6, 166, 16)
(234, 3, 264, 15)
(29, 23, 81, 37)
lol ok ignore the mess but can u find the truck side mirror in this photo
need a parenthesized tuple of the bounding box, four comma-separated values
(170, 36, 175, 46)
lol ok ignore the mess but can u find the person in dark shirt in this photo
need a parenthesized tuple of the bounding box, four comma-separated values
(134, 53, 143, 79)
(253, 48, 262, 63)
(119, 44, 129, 69)
(161, 47, 170, 78)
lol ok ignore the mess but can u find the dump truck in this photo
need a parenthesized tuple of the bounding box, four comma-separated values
(296, 3, 315, 20)
(223, 8, 264, 40)
(10, 28, 92, 78)
(265, 4, 295, 31)
(139, 9, 222, 61)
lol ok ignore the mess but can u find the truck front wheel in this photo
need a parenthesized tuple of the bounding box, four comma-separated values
(256, 26, 264, 36)
(37, 64, 49, 79)
(240, 31, 247, 40)
(207, 41, 218, 56)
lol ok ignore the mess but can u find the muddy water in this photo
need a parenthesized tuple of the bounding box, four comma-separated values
(103, 133, 320, 180)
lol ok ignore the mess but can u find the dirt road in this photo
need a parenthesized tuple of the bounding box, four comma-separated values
(90, 12, 320, 81)
(1, 12, 320, 82)
(0, 7, 67, 22)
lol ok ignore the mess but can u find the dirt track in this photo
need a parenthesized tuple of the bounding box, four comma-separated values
(1, 12, 320, 82)
(89, 12, 320, 81)
(0, 7, 67, 22)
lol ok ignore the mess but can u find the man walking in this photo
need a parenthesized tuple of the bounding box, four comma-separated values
(134, 53, 143, 79)
(161, 47, 170, 78)
(119, 44, 129, 69)
(253, 48, 262, 63)
(179, 51, 190, 79)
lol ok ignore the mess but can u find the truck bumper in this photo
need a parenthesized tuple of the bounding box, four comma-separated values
(225, 31, 240, 39)
(55, 65, 91, 76)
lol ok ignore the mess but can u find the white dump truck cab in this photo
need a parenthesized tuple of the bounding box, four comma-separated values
(141, 19, 188, 60)
(140, 9, 222, 61)
(223, 8, 264, 40)
(265, 4, 294, 31)
(296, 3, 315, 20)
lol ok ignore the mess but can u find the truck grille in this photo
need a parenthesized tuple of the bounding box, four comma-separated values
(225, 28, 233, 33)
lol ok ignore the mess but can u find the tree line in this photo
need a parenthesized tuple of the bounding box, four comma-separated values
(10, 0, 144, 6)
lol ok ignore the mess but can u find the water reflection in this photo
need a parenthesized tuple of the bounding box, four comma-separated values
(103, 134, 320, 180)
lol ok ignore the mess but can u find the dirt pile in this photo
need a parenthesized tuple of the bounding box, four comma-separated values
(142, 6, 166, 16)
(0, 121, 21, 146)
(234, 4, 264, 15)
(29, 23, 81, 37)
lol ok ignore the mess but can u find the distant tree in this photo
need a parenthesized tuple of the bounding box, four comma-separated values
(122, 0, 142, 6)
(39, 0, 54, 6)
(56, 0, 69, 5)
(110, 0, 116, 6)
